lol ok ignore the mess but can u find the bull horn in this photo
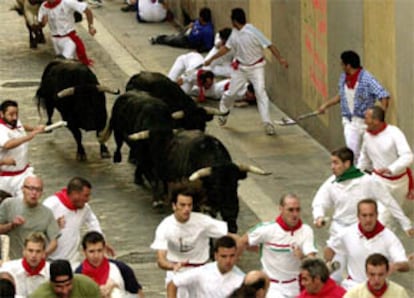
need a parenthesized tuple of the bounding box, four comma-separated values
(189, 167, 212, 181)
(203, 106, 229, 116)
(238, 164, 271, 175)
(57, 87, 75, 98)
(96, 85, 120, 95)
(171, 110, 185, 119)
(128, 130, 150, 141)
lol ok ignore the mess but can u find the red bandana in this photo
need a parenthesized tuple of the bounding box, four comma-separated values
(276, 215, 302, 235)
(196, 69, 206, 103)
(345, 67, 362, 89)
(0, 118, 20, 129)
(358, 221, 385, 239)
(22, 258, 46, 276)
(367, 122, 387, 135)
(44, 0, 62, 9)
(81, 257, 110, 285)
(55, 188, 77, 211)
(367, 281, 388, 298)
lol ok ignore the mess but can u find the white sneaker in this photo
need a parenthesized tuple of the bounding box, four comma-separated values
(264, 122, 275, 135)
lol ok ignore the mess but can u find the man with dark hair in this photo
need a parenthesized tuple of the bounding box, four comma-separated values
(43, 177, 114, 265)
(205, 7, 288, 136)
(324, 199, 409, 290)
(167, 235, 244, 298)
(150, 7, 214, 52)
(229, 270, 269, 298)
(345, 253, 408, 297)
(31, 259, 101, 298)
(204, 27, 234, 77)
(0, 232, 50, 297)
(0, 100, 45, 198)
(318, 50, 390, 162)
(75, 231, 144, 298)
(0, 176, 59, 260)
(238, 194, 317, 298)
(151, 183, 230, 298)
(358, 106, 414, 221)
(297, 258, 345, 298)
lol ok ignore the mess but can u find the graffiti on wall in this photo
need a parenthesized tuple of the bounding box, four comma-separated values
(302, 0, 328, 106)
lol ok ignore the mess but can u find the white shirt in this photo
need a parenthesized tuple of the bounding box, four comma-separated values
(0, 259, 49, 297)
(329, 223, 408, 283)
(150, 212, 227, 264)
(173, 262, 244, 298)
(312, 173, 412, 231)
(248, 221, 317, 281)
(0, 120, 28, 172)
(138, 0, 167, 22)
(38, 0, 87, 36)
(43, 195, 102, 263)
(358, 125, 413, 176)
(226, 24, 271, 65)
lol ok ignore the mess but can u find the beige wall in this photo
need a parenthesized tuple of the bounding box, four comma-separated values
(170, 0, 414, 151)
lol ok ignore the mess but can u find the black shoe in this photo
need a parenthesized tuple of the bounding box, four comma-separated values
(120, 4, 136, 12)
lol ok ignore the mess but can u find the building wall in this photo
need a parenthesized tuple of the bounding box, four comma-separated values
(170, 0, 414, 151)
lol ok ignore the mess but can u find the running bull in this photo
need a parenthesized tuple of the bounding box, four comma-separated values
(12, 0, 46, 48)
(35, 59, 119, 160)
(126, 71, 219, 131)
(129, 129, 270, 233)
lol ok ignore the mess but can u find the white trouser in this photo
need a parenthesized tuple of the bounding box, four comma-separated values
(342, 116, 366, 162)
(0, 166, 34, 199)
(167, 52, 204, 82)
(220, 61, 270, 123)
(52, 36, 77, 59)
(266, 280, 299, 298)
(374, 173, 409, 231)
(327, 220, 351, 284)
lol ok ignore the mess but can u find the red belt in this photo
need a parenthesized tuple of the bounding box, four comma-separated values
(373, 168, 414, 197)
(52, 30, 75, 38)
(0, 164, 29, 176)
(231, 57, 264, 70)
(270, 277, 297, 284)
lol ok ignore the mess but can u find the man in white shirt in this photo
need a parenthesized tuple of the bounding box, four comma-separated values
(204, 8, 288, 136)
(0, 100, 45, 198)
(358, 106, 414, 226)
(344, 253, 409, 298)
(76, 231, 144, 298)
(38, 0, 96, 65)
(324, 199, 410, 290)
(150, 183, 229, 298)
(43, 177, 114, 266)
(167, 235, 244, 298)
(203, 28, 234, 78)
(0, 232, 49, 297)
(238, 194, 318, 298)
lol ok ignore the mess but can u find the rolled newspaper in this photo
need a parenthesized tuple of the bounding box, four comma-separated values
(44, 121, 68, 132)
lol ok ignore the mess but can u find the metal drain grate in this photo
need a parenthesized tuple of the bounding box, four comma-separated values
(1, 81, 39, 88)
(117, 251, 155, 264)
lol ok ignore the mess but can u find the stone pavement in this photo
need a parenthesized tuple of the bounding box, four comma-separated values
(0, 0, 412, 296)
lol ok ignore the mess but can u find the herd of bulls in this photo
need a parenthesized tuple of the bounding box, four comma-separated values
(35, 59, 271, 233)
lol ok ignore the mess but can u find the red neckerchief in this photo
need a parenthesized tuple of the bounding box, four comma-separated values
(345, 67, 362, 89)
(224, 81, 230, 91)
(276, 215, 302, 235)
(67, 31, 93, 66)
(367, 122, 387, 135)
(55, 188, 77, 211)
(44, 0, 62, 9)
(367, 281, 388, 298)
(81, 257, 110, 285)
(358, 221, 385, 239)
(196, 69, 206, 103)
(22, 258, 46, 276)
(0, 118, 20, 130)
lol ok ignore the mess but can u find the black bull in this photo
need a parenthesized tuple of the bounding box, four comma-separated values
(125, 71, 219, 131)
(35, 59, 119, 160)
(106, 91, 270, 232)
